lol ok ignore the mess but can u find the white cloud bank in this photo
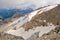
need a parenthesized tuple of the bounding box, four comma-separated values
(0, 0, 60, 9)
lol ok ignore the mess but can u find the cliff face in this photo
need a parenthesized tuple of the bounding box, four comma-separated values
(24, 5, 60, 30)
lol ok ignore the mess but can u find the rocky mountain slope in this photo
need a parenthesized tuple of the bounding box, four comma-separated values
(0, 5, 60, 40)
(24, 5, 60, 30)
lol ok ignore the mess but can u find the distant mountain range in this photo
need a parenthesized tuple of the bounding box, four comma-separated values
(0, 8, 33, 20)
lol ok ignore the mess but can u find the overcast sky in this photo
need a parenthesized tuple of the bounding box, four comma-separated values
(0, 0, 60, 9)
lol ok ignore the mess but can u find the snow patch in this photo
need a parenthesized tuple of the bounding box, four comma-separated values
(6, 23, 56, 40)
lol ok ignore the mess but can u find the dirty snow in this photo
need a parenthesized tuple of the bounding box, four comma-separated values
(6, 23, 56, 40)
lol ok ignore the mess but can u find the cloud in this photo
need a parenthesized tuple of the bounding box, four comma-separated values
(0, 0, 60, 9)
